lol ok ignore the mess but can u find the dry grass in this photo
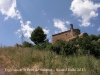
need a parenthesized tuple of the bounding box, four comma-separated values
(0, 47, 100, 75)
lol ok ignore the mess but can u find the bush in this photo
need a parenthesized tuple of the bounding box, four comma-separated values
(51, 40, 77, 55)
(90, 34, 98, 41)
(76, 36, 100, 58)
(22, 41, 33, 47)
(65, 41, 77, 55)
(76, 36, 91, 50)
(35, 42, 51, 50)
(90, 40, 100, 58)
(50, 36, 100, 58)
(51, 40, 66, 54)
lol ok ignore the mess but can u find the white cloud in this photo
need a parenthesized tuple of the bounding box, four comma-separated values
(17, 20, 34, 38)
(66, 21, 70, 25)
(0, 0, 34, 38)
(53, 19, 68, 32)
(43, 28, 49, 35)
(97, 27, 100, 31)
(0, 0, 21, 20)
(70, 0, 100, 27)
(43, 28, 50, 38)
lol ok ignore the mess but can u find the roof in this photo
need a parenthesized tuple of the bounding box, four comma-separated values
(52, 30, 70, 36)
(52, 28, 80, 36)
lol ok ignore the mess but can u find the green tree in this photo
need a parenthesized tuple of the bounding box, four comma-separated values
(91, 40, 100, 58)
(76, 36, 91, 50)
(97, 34, 100, 40)
(30, 26, 47, 45)
(90, 34, 98, 41)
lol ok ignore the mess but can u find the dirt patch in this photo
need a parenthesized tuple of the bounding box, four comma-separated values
(0, 64, 7, 75)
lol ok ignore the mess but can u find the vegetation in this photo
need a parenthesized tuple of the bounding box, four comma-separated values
(0, 26, 100, 75)
(0, 47, 100, 75)
(34, 42, 52, 50)
(50, 35, 100, 58)
(50, 40, 77, 55)
(30, 26, 47, 45)
(22, 41, 33, 47)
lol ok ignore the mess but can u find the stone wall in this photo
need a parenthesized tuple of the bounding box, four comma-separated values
(52, 24, 80, 43)
(72, 29, 80, 36)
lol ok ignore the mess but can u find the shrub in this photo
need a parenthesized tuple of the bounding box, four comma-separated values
(90, 34, 98, 41)
(35, 42, 51, 50)
(22, 41, 33, 47)
(76, 36, 100, 57)
(51, 40, 66, 54)
(76, 36, 91, 50)
(90, 40, 100, 58)
(65, 41, 77, 55)
(51, 40, 77, 55)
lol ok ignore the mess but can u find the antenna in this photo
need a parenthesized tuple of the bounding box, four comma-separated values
(21, 34, 24, 44)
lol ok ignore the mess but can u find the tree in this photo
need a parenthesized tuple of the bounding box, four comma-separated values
(76, 36, 91, 50)
(97, 34, 100, 40)
(90, 34, 98, 41)
(30, 26, 47, 44)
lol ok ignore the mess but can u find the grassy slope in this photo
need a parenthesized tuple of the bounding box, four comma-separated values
(0, 47, 100, 75)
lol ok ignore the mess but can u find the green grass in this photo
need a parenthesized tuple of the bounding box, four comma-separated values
(0, 47, 100, 75)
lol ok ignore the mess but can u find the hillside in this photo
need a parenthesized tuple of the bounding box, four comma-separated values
(0, 47, 100, 75)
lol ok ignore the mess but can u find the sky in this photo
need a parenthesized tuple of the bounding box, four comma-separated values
(0, 0, 100, 46)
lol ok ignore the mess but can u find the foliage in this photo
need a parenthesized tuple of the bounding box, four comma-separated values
(65, 41, 77, 55)
(97, 34, 100, 39)
(1, 47, 100, 75)
(51, 40, 67, 54)
(35, 42, 52, 50)
(51, 40, 77, 55)
(90, 34, 98, 41)
(22, 41, 33, 47)
(0, 45, 100, 75)
(76, 36, 91, 50)
(30, 26, 47, 45)
(36, 34, 100, 58)
(90, 40, 100, 58)
(75, 35, 100, 58)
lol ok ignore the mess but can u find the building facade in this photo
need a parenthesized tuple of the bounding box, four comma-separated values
(52, 24, 81, 43)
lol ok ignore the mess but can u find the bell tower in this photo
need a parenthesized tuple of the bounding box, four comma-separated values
(70, 24, 73, 31)
(70, 24, 74, 37)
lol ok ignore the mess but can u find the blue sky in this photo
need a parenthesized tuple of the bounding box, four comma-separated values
(0, 0, 100, 46)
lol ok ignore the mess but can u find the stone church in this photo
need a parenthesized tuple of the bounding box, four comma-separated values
(52, 24, 88, 43)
